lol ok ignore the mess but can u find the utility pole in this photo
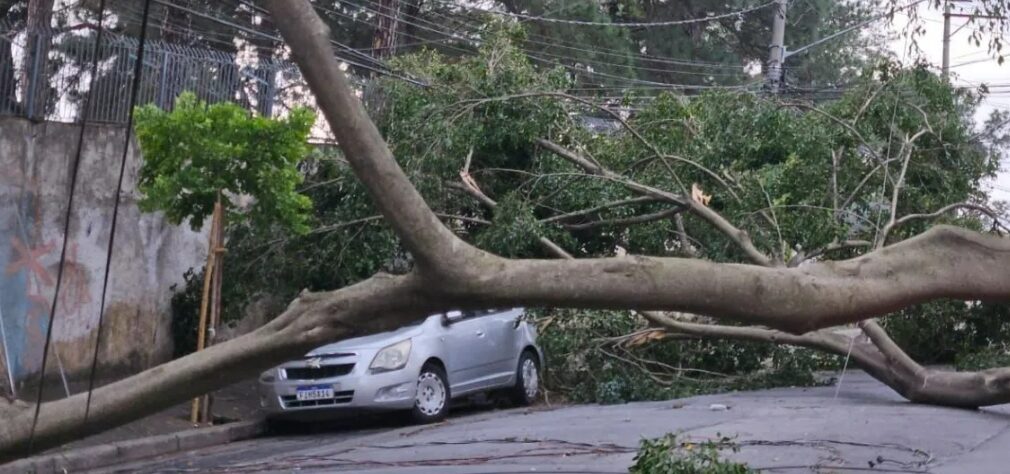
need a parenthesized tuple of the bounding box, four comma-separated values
(940, 1, 1004, 80)
(766, 0, 788, 94)
(942, 0, 951, 79)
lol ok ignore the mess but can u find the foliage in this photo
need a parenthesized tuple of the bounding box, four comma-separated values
(198, 34, 1009, 387)
(631, 433, 754, 474)
(577, 63, 999, 265)
(169, 269, 204, 357)
(955, 343, 1010, 371)
(885, 301, 1010, 364)
(536, 309, 830, 404)
(134, 92, 315, 233)
(205, 147, 403, 331)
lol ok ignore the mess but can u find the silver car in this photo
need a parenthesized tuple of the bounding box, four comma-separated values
(257, 308, 542, 423)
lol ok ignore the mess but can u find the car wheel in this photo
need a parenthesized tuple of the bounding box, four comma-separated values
(412, 363, 450, 423)
(510, 350, 540, 406)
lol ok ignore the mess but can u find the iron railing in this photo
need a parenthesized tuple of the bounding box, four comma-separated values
(0, 21, 331, 139)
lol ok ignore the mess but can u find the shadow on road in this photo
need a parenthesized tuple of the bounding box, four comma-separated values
(264, 393, 518, 436)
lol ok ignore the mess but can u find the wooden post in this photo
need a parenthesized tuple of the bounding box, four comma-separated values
(190, 198, 223, 424)
(202, 200, 225, 424)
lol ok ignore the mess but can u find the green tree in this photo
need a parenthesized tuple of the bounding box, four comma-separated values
(133, 91, 315, 233)
(7, 2, 1010, 457)
(214, 35, 1009, 401)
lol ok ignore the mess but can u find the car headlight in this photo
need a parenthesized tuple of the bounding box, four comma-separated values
(370, 339, 412, 373)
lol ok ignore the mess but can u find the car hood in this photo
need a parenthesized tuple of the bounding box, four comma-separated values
(305, 323, 424, 354)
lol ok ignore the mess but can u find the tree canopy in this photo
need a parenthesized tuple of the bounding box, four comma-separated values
(134, 91, 315, 232)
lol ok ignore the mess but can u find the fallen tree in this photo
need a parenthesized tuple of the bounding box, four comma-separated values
(3, 0, 1010, 461)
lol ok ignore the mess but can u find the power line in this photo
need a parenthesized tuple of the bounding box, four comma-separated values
(234, 0, 764, 94)
(371, 0, 751, 69)
(154, 0, 428, 86)
(333, 0, 756, 87)
(25, 0, 119, 451)
(460, 1, 775, 28)
(786, 0, 927, 59)
(85, 0, 154, 424)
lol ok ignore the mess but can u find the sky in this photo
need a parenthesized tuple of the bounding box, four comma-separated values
(889, 1, 1010, 203)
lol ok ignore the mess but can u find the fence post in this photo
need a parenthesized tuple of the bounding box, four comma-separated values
(157, 50, 170, 109)
(263, 63, 275, 117)
(25, 31, 45, 120)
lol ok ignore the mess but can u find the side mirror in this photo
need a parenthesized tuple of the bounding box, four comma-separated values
(442, 310, 464, 326)
(512, 310, 526, 329)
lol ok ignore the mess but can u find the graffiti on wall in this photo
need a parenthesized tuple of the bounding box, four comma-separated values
(0, 165, 92, 387)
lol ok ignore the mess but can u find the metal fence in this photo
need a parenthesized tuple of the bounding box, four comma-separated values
(0, 21, 324, 133)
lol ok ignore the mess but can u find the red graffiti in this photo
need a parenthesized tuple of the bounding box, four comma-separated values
(5, 237, 55, 287)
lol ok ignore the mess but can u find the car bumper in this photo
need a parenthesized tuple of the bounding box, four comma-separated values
(258, 368, 419, 419)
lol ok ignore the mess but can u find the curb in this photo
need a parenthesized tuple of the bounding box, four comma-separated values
(0, 419, 266, 474)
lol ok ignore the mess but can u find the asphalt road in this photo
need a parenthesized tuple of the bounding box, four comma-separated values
(91, 372, 1010, 473)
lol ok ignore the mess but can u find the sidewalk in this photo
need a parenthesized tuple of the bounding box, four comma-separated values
(1, 379, 264, 473)
(53, 379, 262, 452)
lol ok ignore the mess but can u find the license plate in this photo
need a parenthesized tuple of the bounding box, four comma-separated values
(296, 385, 335, 401)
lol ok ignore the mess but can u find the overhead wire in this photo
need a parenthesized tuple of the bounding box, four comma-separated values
(153, 0, 429, 86)
(25, 0, 115, 450)
(785, 0, 928, 59)
(82, 0, 155, 425)
(457, 0, 776, 28)
(354, 0, 752, 70)
(328, 0, 755, 87)
(227, 0, 765, 94)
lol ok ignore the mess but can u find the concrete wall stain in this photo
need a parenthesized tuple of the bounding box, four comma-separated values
(0, 117, 206, 395)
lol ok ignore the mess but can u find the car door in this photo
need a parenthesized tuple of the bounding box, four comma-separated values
(484, 308, 523, 385)
(444, 311, 501, 395)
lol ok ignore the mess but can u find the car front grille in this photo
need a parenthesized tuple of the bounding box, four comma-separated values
(284, 363, 355, 380)
(282, 390, 355, 408)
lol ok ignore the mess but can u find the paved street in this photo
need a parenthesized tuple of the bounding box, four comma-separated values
(92, 372, 1010, 473)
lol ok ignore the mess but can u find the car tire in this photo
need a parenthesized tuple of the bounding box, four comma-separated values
(510, 350, 540, 406)
(411, 363, 450, 424)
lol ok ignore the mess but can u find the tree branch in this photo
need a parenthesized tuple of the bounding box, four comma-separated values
(561, 206, 686, 231)
(674, 214, 699, 257)
(456, 91, 741, 200)
(265, 0, 477, 269)
(540, 196, 659, 224)
(0, 272, 435, 459)
(892, 202, 1009, 233)
(877, 129, 937, 247)
(787, 240, 873, 267)
(536, 138, 774, 267)
(445, 181, 498, 208)
(470, 226, 1010, 335)
(785, 101, 883, 162)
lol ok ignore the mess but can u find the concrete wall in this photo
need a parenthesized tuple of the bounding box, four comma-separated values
(0, 117, 207, 395)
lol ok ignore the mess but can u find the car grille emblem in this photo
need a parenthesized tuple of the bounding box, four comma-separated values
(307, 357, 323, 369)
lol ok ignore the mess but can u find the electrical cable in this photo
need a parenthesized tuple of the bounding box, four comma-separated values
(460, 0, 775, 28)
(350, 0, 752, 70)
(25, 0, 115, 451)
(786, 0, 927, 59)
(154, 0, 429, 86)
(81, 0, 154, 426)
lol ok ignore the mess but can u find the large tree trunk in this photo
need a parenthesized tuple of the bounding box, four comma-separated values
(3, 0, 1010, 462)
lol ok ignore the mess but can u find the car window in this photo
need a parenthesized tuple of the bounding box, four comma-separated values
(463, 308, 500, 318)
